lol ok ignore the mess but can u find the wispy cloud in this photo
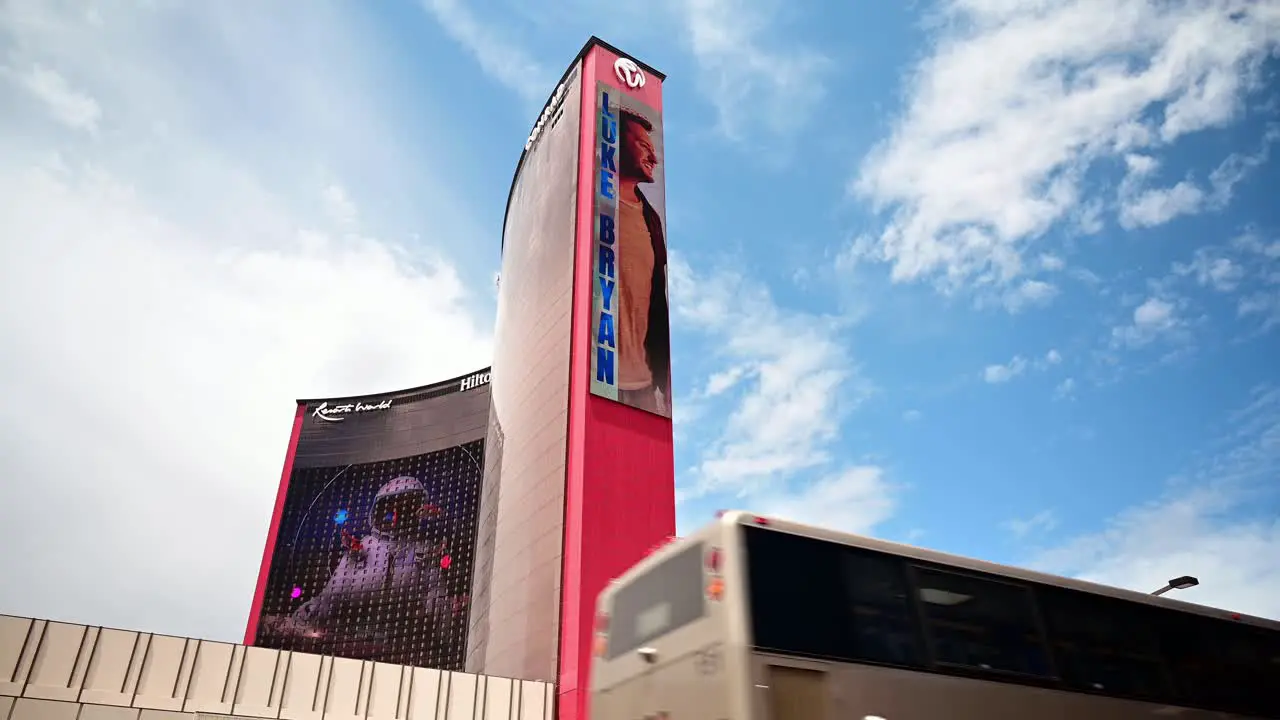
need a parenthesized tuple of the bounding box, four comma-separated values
(999, 279, 1060, 313)
(1118, 129, 1279, 229)
(669, 256, 895, 533)
(419, 0, 550, 104)
(851, 0, 1280, 299)
(1111, 296, 1186, 348)
(676, 0, 828, 141)
(1028, 385, 1280, 619)
(1004, 509, 1059, 539)
(5, 62, 102, 133)
(983, 355, 1029, 384)
(982, 348, 1063, 384)
(753, 466, 898, 536)
(1108, 226, 1280, 349)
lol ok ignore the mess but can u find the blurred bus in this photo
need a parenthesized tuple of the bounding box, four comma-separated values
(590, 510, 1279, 719)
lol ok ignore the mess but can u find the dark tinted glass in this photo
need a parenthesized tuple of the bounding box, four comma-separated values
(746, 526, 923, 667)
(1161, 612, 1280, 717)
(1212, 622, 1280, 717)
(607, 543, 706, 659)
(1039, 588, 1171, 700)
(841, 547, 925, 667)
(913, 567, 1052, 678)
(746, 526, 852, 660)
(743, 526, 1280, 717)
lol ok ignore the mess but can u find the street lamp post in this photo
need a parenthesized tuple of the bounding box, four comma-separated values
(1151, 575, 1199, 596)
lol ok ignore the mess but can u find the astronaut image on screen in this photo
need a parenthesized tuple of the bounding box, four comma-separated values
(262, 475, 468, 664)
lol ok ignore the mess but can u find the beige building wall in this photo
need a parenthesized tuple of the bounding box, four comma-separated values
(0, 616, 552, 720)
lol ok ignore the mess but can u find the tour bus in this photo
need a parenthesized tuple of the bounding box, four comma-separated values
(590, 511, 1280, 719)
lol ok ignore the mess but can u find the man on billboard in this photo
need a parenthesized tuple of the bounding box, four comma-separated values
(615, 107, 671, 415)
(262, 476, 464, 661)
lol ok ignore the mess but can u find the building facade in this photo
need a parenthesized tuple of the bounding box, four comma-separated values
(466, 38, 675, 720)
(245, 369, 493, 672)
(246, 37, 675, 720)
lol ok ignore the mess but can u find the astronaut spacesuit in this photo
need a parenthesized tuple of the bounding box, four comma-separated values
(273, 476, 456, 655)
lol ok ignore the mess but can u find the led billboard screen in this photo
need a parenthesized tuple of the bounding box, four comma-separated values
(249, 370, 491, 671)
(589, 79, 671, 418)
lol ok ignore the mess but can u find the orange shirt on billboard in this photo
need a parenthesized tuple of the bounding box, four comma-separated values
(616, 196, 654, 391)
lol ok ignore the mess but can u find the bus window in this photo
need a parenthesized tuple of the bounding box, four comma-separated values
(912, 567, 1053, 679)
(745, 526, 850, 661)
(1162, 612, 1280, 717)
(1038, 588, 1171, 701)
(1213, 622, 1280, 717)
(839, 547, 925, 668)
(745, 526, 925, 668)
(606, 543, 706, 660)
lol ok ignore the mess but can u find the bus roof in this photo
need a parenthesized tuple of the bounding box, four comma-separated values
(716, 510, 1279, 632)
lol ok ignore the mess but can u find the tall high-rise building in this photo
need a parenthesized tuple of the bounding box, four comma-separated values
(466, 37, 674, 720)
(246, 37, 674, 720)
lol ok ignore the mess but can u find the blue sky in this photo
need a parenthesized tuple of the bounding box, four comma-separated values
(0, 0, 1277, 641)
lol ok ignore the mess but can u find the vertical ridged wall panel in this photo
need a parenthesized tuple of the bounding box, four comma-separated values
(0, 617, 38, 697)
(134, 635, 196, 711)
(0, 617, 552, 720)
(231, 647, 286, 719)
(23, 622, 93, 702)
(80, 628, 144, 707)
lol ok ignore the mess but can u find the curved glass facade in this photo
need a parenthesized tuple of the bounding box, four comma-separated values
(465, 61, 585, 683)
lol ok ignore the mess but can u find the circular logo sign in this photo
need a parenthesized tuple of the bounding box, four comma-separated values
(614, 57, 646, 89)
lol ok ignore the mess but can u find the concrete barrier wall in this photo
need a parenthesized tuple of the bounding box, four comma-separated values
(0, 616, 553, 720)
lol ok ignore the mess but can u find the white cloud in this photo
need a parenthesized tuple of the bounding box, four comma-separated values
(704, 364, 753, 397)
(322, 183, 358, 227)
(6, 62, 102, 133)
(753, 466, 898, 535)
(1135, 295, 1177, 327)
(1004, 509, 1058, 539)
(1118, 130, 1278, 229)
(852, 0, 1280, 295)
(1028, 386, 1280, 620)
(983, 347, 1064, 384)
(902, 409, 923, 422)
(1111, 296, 1183, 347)
(419, 0, 551, 105)
(0, 1, 491, 642)
(1118, 180, 1206, 229)
(1039, 254, 1066, 271)
(983, 355, 1029, 384)
(1174, 249, 1246, 292)
(1053, 377, 1077, 401)
(669, 257, 882, 519)
(677, 0, 828, 140)
(1238, 291, 1280, 333)
(1000, 278, 1059, 312)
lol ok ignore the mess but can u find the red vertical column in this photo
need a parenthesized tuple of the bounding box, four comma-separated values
(558, 43, 675, 720)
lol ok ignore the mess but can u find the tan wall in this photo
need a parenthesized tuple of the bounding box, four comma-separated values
(0, 616, 553, 720)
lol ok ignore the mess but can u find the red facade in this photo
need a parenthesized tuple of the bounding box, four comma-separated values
(559, 43, 675, 720)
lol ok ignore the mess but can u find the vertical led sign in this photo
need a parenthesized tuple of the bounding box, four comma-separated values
(589, 66, 672, 419)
